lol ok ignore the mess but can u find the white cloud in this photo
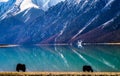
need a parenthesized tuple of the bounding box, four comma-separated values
(0, 0, 9, 2)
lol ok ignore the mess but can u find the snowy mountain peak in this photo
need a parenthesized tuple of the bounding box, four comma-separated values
(17, 0, 39, 13)
(75, 0, 81, 4)
(41, 0, 65, 11)
(0, 0, 9, 2)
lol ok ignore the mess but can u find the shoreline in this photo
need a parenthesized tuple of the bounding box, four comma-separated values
(0, 45, 19, 48)
(0, 72, 120, 75)
(0, 43, 120, 48)
(83, 43, 120, 45)
(36, 43, 120, 46)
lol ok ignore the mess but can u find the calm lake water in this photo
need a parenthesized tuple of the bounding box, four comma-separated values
(0, 45, 120, 72)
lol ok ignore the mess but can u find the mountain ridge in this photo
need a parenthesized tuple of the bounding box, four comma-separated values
(0, 0, 120, 44)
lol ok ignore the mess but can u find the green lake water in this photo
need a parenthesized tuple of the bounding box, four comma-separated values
(0, 45, 120, 72)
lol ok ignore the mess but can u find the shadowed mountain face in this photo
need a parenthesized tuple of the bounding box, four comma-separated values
(0, 0, 120, 44)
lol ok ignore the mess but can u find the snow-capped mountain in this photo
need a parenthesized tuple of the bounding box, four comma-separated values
(0, 0, 65, 20)
(0, 0, 39, 20)
(16, 0, 39, 13)
(0, 0, 9, 2)
(0, 0, 15, 18)
(32, 0, 65, 10)
(0, 0, 120, 44)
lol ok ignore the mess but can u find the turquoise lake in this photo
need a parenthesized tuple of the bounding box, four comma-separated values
(0, 45, 120, 72)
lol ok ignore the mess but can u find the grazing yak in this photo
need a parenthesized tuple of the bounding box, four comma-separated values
(16, 63, 26, 72)
(83, 65, 93, 72)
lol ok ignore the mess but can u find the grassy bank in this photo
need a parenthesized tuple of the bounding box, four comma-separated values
(0, 72, 120, 76)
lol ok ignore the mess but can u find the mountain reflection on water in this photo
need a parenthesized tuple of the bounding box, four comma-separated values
(0, 45, 120, 72)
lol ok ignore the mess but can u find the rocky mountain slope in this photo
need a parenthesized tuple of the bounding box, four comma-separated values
(0, 0, 120, 44)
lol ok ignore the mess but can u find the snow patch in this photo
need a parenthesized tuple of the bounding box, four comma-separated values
(71, 15, 99, 40)
(23, 8, 31, 16)
(42, 0, 50, 10)
(55, 22, 68, 43)
(75, 0, 81, 4)
(24, 14, 31, 22)
(19, 0, 39, 13)
(0, 0, 8, 2)
(42, 0, 65, 11)
(80, 0, 88, 9)
(103, 0, 115, 9)
(102, 18, 114, 29)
